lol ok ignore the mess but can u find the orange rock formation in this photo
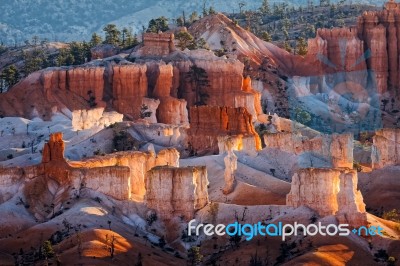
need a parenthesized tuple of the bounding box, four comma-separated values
(372, 128, 400, 169)
(188, 106, 262, 155)
(287, 168, 367, 228)
(145, 166, 209, 221)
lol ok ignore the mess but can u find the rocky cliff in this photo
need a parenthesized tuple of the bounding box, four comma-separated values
(170, 50, 263, 122)
(71, 107, 123, 130)
(372, 128, 400, 168)
(264, 132, 354, 169)
(145, 166, 209, 221)
(287, 168, 367, 227)
(188, 106, 262, 155)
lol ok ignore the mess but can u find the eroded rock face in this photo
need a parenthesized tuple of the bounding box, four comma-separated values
(264, 132, 353, 169)
(172, 54, 263, 121)
(137, 33, 175, 57)
(188, 106, 262, 155)
(0, 132, 183, 221)
(287, 168, 367, 227)
(112, 64, 148, 119)
(79, 148, 180, 199)
(222, 139, 237, 195)
(147, 62, 189, 125)
(71, 107, 123, 130)
(372, 128, 400, 169)
(145, 166, 209, 221)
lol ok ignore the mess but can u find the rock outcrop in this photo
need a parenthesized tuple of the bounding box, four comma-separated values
(372, 128, 400, 169)
(222, 139, 237, 195)
(188, 106, 262, 155)
(171, 51, 263, 121)
(145, 166, 209, 221)
(71, 107, 123, 130)
(147, 62, 189, 125)
(264, 132, 354, 168)
(112, 64, 148, 119)
(287, 168, 367, 227)
(137, 32, 175, 57)
(0, 132, 185, 220)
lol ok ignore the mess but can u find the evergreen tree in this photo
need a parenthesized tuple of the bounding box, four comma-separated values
(175, 31, 196, 50)
(283, 41, 292, 53)
(103, 24, 121, 46)
(261, 31, 272, 42)
(209, 6, 216, 15)
(90, 33, 102, 47)
(56, 48, 75, 66)
(0, 65, 20, 92)
(23, 48, 49, 76)
(121, 27, 138, 49)
(259, 0, 271, 14)
(186, 65, 210, 106)
(189, 11, 199, 23)
(147, 17, 169, 33)
(297, 37, 308, 56)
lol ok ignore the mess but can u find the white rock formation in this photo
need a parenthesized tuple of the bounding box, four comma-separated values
(222, 139, 237, 195)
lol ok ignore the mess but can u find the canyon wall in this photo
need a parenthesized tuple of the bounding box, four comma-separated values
(287, 168, 367, 227)
(145, 166, 209, 221)
(171, 51, 263, 121)
(188, 106, 262, 155)
(71, 107, 123, 130)
(372, 128, 400, 169)
(264, 132, 353, 168)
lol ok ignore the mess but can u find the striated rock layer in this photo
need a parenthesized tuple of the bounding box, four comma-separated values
(264, 132, 354, 169)
(145, 166, 209, 221)
(372, 128, 400, 169)
(287, 168, 367, 228)
(188, 106, 262, 155)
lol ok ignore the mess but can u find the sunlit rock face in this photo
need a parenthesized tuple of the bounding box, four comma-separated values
(145, 166, 209, 221)
(372, 128, 400, 169)
(112, 64, 148, 119)
(78, 148, 180, 200)
(137, 32, 176, 57)
(171, 51, 263, 122)
(188, 106, 262, 155)
(264, 132, 353, 169)
(71, 107, 123, 130)
(147, 62, 189, 125)
(0, 132, 183, 221)
(222, 139, 237, 195)
(287, 168, 367, 227)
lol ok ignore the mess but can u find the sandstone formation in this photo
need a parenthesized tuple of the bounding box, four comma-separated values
(145, 166, 209, 221)
(137, 32, 176, 57)
(304, 3, 400, 96)
(147, 62, 189, 125)
(264, 132, 354, 169)
(77, 148, 180, 200)
(0, 132, 186, 220)
(71, 107, 123, 130)
(171, 51, 263, 121)
(112, 64, 148, 119)
(371, 128, 400, 169)
(287, 168, 367, 227)
(222, 139, 237, 195)
(188, 106, 262, 155)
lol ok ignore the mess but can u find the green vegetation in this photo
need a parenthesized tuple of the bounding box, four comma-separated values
(0, 65, 20, 92)
(147, 16, 169, 33)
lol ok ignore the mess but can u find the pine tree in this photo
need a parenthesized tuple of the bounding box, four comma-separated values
(297, 37, 308, 56)
(283, 41, 292, 53)
(90, 33, 102, 47)
(103, 24, 121, 46)
(175, 31, 196, 50)
(261, 31, 272, 42)
(259, 0, 271, 14)
(0, 65, 20, 92)
(147, 17, 169, 33)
